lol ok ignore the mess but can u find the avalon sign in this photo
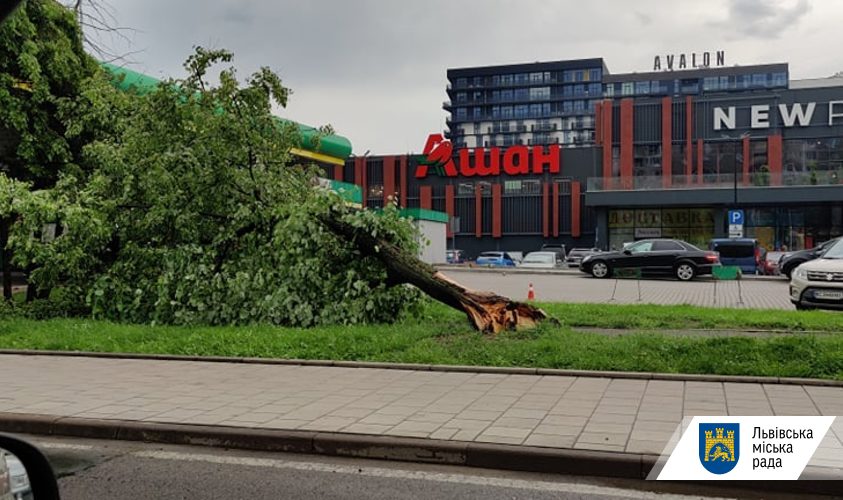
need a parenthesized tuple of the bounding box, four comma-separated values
(415, 134, 560, 179)
(713, 101, 843, 130)
(653, 50, 725, 71)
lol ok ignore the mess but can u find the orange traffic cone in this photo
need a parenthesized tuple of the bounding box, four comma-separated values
(527, 283, 535, 301)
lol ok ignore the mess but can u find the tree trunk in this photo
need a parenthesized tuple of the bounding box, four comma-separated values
(319, 208, 549, 334)
(0, 217, 11, 301)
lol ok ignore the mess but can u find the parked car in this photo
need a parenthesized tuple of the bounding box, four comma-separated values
(0, 452, 10, 500)
(4, 455, 28, 500)
(506, 251, 524, 265)
(566, 248, 600, 268)
(520, 251, 561, 269)
(540, 244, 567, 262)
(580, 239, 719, 281)
(708, 238, 761, 275)
(779, 237, 840, 279)
(446, 249, 465, 264)
(762, 251, 786, 276)
(790, 238, 843, 310)
(475, 251, 517, 267)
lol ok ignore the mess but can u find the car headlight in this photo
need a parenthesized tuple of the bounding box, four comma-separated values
(794, 267, 808, 280)
(581, 255, 592, 264)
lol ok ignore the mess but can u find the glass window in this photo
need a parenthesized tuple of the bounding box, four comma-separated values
(491, 90, 500, 102)
(455, 108, 467, 120)
(456, 77, 467, 88)
(627, 241, 654, 253)
(491, 106, 500, 118)
(590, 68, 602, 81)
(529, 104, 542, 117)
(457, 182, 473, 195)
(473, 107, 482, 119)
(529, 87, 550, 100)
(456, 92, 467, 102)
(574, 100, 585, 112)
(501, 106, 512, 118)
(472, 76, 482, 86)
(501, 89, 513, 101)
(514, 88, 529, 100)
(574, 70, 584, 82)
(543, 103, 551, 115)
(563, 85, 573, 97)
(504, 180, 522, 194)
(522, 180, 541, 193)
(703, 77, 718, 91)
(588, 83, 602, 95)
(530, 72, 543, 83)
(653, 240, 684, 251)
(514, 105, 528, 118)
(719, 76, 729, 90)
(515, 73, 528, 84)
(752, 73, 767, 87)
(491, 75, 500, 86)
(563, 70, 574, 83)
(635, 81, 650, 94)
(604, 84, 615, 97)
(563, 101, 573, 113)
(501, 74, 513, 85)
(772, 72, 788, 87)
(621, 82, 634, 95)
(573, 84, 584, 96)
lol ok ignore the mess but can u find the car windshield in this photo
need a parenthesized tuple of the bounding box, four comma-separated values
(523, 253, 554, 263)
(478, 252, 502, 258)
(821, 239, 843, 259)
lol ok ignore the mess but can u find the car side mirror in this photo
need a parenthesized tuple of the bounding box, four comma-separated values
(623, 249, 632, 255)
(0, 433, 60, 499)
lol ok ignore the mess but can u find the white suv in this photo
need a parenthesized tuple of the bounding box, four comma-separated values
(790, 239, 843, 310)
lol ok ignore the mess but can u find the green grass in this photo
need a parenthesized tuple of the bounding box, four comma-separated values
(0, 301, 842, 379)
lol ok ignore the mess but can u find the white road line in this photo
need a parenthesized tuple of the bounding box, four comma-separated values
(33, 442, 94, 451)
(133, 450, 733, 500)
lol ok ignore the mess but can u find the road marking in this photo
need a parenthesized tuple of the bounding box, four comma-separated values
(33, 442, 94, 451)
(133, 450, 733, 500)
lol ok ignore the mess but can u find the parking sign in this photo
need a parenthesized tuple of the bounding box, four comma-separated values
(728, 210, 744, 225)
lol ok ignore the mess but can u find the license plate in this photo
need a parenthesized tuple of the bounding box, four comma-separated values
(814, 290, 843, 300)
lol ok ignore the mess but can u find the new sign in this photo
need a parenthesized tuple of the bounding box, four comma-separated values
(415, 134, 560, 179)
(713, 101, 843, 130)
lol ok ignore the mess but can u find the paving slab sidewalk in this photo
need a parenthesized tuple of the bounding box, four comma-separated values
(1, 354, 842, 471)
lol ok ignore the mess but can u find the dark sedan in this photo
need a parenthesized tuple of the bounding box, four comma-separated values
(779, 237, 840, 279)
(580, 239, 720, 281)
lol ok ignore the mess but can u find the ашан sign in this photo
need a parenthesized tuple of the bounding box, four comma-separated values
(415, 134, 560, 178)
(714, 101, 843, 130)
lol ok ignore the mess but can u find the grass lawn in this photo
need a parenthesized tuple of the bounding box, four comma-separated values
(0, 301, 841, 380)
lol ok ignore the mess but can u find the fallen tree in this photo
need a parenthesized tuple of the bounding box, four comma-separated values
(320, 206, 548, 334)
(6, 46, 548, 332)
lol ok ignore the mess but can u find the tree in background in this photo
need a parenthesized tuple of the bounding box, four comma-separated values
(0, 0, 126, 300)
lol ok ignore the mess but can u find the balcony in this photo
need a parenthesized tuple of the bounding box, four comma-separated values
(442, 101, 452, 110)
(587, 171, 843, 193)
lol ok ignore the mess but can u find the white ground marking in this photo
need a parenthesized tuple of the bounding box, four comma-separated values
(133, 450, 733, 500)
(32, 442, 94, 451)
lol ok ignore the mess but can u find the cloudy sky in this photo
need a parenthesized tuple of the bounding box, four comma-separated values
(87, 0, 839, 155)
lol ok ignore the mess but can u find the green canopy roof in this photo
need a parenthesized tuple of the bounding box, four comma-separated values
(101, 63, 352, 162)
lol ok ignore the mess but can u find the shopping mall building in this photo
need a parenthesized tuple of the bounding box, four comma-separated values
(328, 53, 843, 257)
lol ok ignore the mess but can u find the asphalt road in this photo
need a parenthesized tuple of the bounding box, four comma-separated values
(6, 435, 824, 500)
(442, 270, 793, 310)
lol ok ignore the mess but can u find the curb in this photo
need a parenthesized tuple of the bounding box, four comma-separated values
(1, 349, 841, 387)
(1, 412, 839, 496)
(0, 412, 655, 480)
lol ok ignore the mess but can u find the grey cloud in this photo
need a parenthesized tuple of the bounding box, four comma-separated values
(722, 0, 812, 38)
(88, 0, 839, 154)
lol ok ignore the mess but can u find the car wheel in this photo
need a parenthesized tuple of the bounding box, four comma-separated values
(590, 261, 611, 279)
(675, 263, 696, 281)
